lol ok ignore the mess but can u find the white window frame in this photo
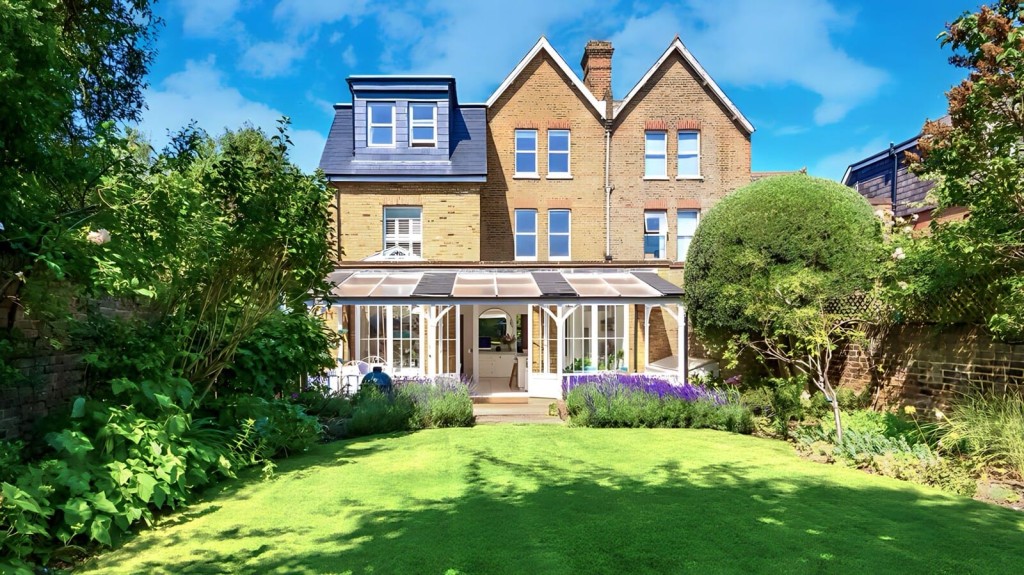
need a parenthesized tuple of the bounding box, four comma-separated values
(383, 207, 422, 256)
(644, 210, 667, 260)
(514, 208, 537, 261)
(548, 209, 571, 261)
(547, 129, 571, 178)
(514, 129, 538, 178)
(677, 130, 701, 179)
(644, 131, 667, 179)
(367, 102, 396, 147)
(409, 103, 437, 147)
(676, 209, 699, 262)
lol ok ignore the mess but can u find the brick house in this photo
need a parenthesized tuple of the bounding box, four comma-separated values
(317, 37, 754, 399)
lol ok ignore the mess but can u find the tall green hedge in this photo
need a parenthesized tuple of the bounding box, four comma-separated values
(683, 174, 882, 346)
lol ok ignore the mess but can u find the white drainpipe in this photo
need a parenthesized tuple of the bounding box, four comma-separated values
(604, 126, 612, 261)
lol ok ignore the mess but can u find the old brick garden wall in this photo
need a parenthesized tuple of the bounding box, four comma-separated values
(832, 323, 1024, 411)
(0, 296, 137, 441)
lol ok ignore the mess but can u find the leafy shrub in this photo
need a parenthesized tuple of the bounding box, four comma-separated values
(216, 396, 323, 459)
(793, 411, 977, 496)
(0, 401, 235, 570)
(291, 381, 353, 419)
(397, 376, 475, 429)
(683, 174, 882, 347)
(564, 375, 753, 434)
(223, 309, 340, 399)
(740, 376, 805, 437)
(871, 452, 977, 497)
(346, 386, 417, 437)
(938, 391, 1024, 478)
(804, 387, 868, 419)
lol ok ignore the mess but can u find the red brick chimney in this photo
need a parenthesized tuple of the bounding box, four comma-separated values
(581, 40, 614, 103)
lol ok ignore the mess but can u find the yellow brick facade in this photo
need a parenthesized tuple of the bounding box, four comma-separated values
(330, 182, 480, 261)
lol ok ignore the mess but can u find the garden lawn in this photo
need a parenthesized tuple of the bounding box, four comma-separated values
(80, 427, 1024, 575)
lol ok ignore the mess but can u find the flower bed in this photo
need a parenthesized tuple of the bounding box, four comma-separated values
(563, 373, 753, 433)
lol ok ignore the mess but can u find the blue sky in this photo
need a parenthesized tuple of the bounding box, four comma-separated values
(140, 0, 980, 179)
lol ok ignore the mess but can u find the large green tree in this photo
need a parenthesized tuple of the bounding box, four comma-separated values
(0, 0, 158, 331)
(684, 174, 883, 440)
(902, 1, 1024, 341)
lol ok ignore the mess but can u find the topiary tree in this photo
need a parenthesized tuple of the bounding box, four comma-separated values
(683, 174, 883, 440)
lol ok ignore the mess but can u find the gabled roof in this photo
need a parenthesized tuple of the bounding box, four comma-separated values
(614, 37, 754, 134)
(840, 135, 920, 186)
(486, 37, 607, 120)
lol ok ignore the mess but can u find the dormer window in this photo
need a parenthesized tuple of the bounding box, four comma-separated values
(409, 103, 437, 147)
(368, 102, 395, 147)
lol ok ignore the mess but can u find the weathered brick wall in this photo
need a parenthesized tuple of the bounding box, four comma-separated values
(330, 182, 481, 261)
(0, 296, 142, 441)
(482, 51, 607, 262)
(610, 50, 751, 262)
(833, 323, 1024, 411)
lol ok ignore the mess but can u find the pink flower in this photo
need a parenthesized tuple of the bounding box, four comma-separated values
(87, 229, 111, 245)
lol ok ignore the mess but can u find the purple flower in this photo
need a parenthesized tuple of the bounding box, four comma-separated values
(562, 373, 733, 405)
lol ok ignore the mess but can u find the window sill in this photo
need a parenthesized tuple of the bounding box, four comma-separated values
(676, 175, 704, 181)
(643, 176, 670, 181)
(549, 256, 571, 261)
(515, 256, 538, 262)
(514, 173, 541, 180)
(546, 174, 573, 180)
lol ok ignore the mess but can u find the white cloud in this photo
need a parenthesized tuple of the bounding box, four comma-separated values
(810, 137, 888, 180)
(373, 0, 608, 101)
(240, 40, 310, 78)
(140, 57, 326, 173)
(177, 0, 242, 38)
(273, 0, 369, 31)
(662, 0, 888, 125)
(341, 45, 358, 68)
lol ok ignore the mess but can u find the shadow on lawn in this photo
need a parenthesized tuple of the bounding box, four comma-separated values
(93, 438, 1024, 575)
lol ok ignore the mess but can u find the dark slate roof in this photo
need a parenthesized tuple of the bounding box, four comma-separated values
(842, 117, 949, 217)
(319, 105, 487, 181)
(843, 140, 934, 217)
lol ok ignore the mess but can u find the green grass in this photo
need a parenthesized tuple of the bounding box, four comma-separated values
(80, 427, 1024, 575)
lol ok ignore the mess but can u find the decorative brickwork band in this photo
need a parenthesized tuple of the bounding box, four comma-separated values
(644, 199, 669, 210)
(676, 199, 701, 209)
(547, 120, 570, 130)
(645, 120, 668, 131)
(677, 119, 701, 130)
(515, 121, 539, 129)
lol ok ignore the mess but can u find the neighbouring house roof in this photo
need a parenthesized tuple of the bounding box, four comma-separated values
(841, 136, 933, 217)
(485, 36, 608, 120)
(841, 116, 949, 217)
(321, 269, 685, 305)
(614, 37, 755, 134)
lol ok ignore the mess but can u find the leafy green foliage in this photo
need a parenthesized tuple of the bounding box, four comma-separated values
(216, 396, 323, 459)
(897, 3, 1024, 341)
(684, 174, 882, 344)
(346, 387, 417, 437)
(683, 174, 883, 441)
(739, 376, 806, 437)
(1, 0, 159, 333)
(224, 308, 340, 399)
(0, 400, 234, 568)
(938, 391, 1024, 477)
(794, 408, 976, 496)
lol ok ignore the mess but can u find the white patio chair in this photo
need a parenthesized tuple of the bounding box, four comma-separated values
(339, 360, 370, 396)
